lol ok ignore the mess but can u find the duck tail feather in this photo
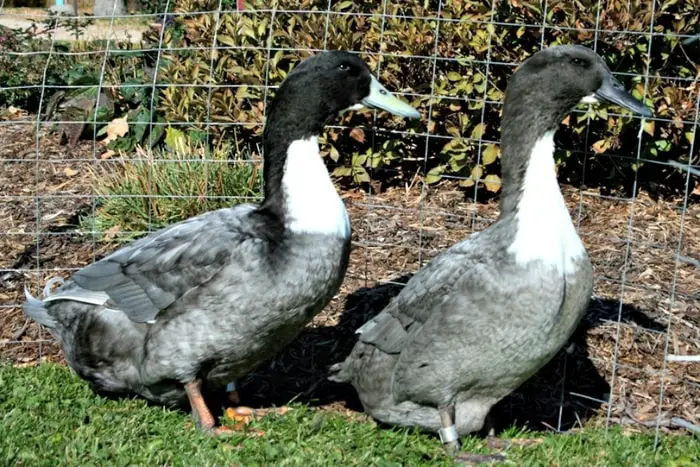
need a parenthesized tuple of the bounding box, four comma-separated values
(22, 287, 57, 329)
(22, 276, 65, 329)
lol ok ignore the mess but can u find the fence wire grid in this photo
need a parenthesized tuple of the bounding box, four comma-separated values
(1, 0, 699, 446)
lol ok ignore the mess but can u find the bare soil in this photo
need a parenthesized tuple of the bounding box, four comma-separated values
(1, 110, 699, 435)
(0, 8, 147, 42)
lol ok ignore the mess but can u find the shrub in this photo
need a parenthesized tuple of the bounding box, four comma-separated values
(0, 24, 74, 111)
(87, 127, 262, 240)
(151, 0, 697, 198)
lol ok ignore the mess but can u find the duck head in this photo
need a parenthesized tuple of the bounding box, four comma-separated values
(267, 51, 420, 135)
(505, 44, 653, 130)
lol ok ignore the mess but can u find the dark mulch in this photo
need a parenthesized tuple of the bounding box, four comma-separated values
(1, 110, 698, 435)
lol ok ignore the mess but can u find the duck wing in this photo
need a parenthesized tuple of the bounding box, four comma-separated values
(356, 236, 487, 353)
(357, 248, 466, 354)
(68, 204, 261, 323)
(357, 235, 551, 405)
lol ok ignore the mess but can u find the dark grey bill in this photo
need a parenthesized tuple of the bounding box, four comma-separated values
(594, 74, 653, 118)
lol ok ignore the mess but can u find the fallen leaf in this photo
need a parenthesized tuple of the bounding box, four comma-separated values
(6, 106, 22, 118)
(103, 116, 129, 144)
(225, 406, 254, 424)
(341, 190, 364, 200)
(63, 167, 78, 177)
(103, 225, 121, 240)
(349, 128, 366, 143)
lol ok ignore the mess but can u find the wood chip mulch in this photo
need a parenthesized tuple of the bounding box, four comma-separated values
(1, 111, 698, 435)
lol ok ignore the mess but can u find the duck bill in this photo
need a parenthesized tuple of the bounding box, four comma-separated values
(594, 75, 653, 117)
(362, 75, 421, 119)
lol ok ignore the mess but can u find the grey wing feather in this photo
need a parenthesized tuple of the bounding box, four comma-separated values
(73, 205, 255, 323)
(358, 241, 474, 353)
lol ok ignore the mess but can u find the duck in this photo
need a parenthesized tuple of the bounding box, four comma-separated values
(328, 45, 652, 459)
(23, 50, 421, 435)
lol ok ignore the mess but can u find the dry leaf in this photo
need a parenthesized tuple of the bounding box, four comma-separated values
(103, 116, 129, 144)
(103, 225, 121, 240)
(100, 150, 116, 159)
(592, 139, 610, 153)
(349, 128, 366, 143)
(63, 167, 78, 177)
(6, 106, 22, 118)
(225, 407, 254, 425)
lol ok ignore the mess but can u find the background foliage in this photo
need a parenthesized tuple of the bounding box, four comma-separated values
(154, 0, 698, 198)
(2, 0, 698, 221)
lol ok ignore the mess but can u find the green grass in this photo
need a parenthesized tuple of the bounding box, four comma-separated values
(86, 137, 262, 241)
(1, 364, 698, 466)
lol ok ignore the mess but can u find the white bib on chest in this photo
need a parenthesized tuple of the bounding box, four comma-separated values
(507, 131, 585, 275)
(282, 137, 351, 238)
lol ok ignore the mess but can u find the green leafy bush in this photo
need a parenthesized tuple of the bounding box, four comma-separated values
(2, 0, 697, 202)
(0, 25, 74, 111)
(153, 0, 697, 197)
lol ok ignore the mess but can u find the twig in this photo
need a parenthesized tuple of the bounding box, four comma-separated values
(621, 406, 700, 433)
(12, 319, 30, 341)
(624, 406, 673, 428)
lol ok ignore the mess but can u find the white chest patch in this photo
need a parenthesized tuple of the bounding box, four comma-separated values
(507, 131, 585, 275)
(282, 136, 351, 238)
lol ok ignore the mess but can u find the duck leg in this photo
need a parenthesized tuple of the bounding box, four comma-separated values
(484, 413, 498, 449)
(438, 404, 461, 455)
(438, 406, 506, 465)
(185, 379, 235, 436)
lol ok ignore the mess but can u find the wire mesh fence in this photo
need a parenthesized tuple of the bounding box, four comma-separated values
(0, 0, 698, 443)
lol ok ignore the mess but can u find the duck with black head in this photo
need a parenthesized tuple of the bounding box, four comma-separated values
(329, 44, 652, 461)
(22, 51, 420, 435)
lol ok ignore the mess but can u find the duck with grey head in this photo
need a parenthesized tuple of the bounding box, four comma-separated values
(22, 51, 420, 435)
(328, 45, 652, 461)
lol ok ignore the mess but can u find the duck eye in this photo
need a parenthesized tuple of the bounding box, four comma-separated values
(338, 63, 350, 72)
(570, 57, 586, 67)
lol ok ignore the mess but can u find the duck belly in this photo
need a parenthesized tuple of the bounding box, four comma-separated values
(139, 234, 350, 395)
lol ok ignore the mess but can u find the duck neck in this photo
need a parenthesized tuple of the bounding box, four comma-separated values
(498, 102, 565, 215)
(259, 110, 349, 238)
(499, 107, 585, 273)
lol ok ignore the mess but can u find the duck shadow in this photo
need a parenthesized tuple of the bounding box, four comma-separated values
(239, 274, 666, 434)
